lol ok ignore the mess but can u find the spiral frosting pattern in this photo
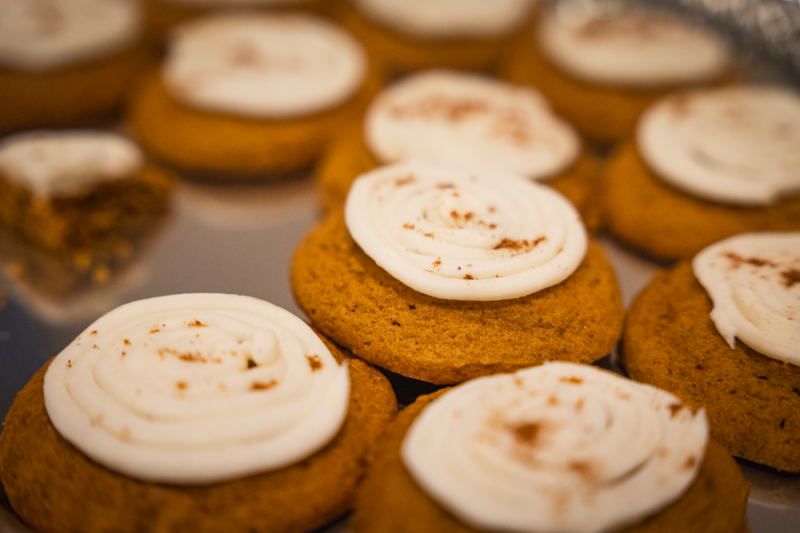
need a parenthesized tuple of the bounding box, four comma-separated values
(402, 363, 708, 533)
(44, 294, 350, 484)
(693, 232, 800, 365)
(344, 162, 588, 301)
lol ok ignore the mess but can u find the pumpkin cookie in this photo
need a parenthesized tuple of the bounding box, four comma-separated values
(294, 162, 624, 384)
(604, 86, 800, 261)
(333, 0, 538, 78)
(623, 232, 800, 472)
(317, 69, 603, 229)
(0, 293, 397, 533)
(0, 0, 146, 133)
(128, 12, 381, 178)
(501, 2, 732, 144)
(352, 363, 750, 533)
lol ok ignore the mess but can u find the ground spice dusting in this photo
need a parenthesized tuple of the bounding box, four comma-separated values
(150, 328, 160, 334)
(493, 236, 546, 252)
(669, 403, 684, 418)
(89, 331, 98, 336)
(124, 339, 131, 345)
(160, 348, 208, 363)
(403, 223, 415, 230)
(176, 382, 187, 390)
(437, 183, 455, 190)
(251, 380, 278, 391)
(187, 320, 207, 328)
(387, 96, 489, 122)
(511, 422, 541, 446)
(559, 376, 583, 384)
(463, 274, 474, 280)
(306, 354, 323, 372)
(722, 251, 776, 269)
(394, 175, 415, 187)
(781, 268, 800, 288)
(432, 258, 442, 268)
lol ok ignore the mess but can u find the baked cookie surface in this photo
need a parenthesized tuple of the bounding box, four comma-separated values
(291, 209, 623, 384)
(352, 380, 749, 533)
(623, 261, 800, 471)
(0, 333, 396, 533)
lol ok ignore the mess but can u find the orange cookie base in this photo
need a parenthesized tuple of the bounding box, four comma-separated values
(291, 211, 624, 384)
(0, 339, 397, 533)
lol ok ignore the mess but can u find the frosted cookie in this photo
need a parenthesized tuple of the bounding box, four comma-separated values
(292, 162, 624, 384)
(317, 70, 603, 229)
(352, 363, 750, 533)
(501, 3, 732, 144)
(604, 86, 800, 260)
(0, 293, 397, 533)
(623, 232, 800, 471)
(0, 0, 145, 133)
(0, 130, 173, 295)
(128, 12, 381, 178)
(333, 0, 539, 77)
(143, 0, 330, 52)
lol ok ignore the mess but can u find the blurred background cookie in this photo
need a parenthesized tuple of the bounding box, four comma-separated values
(501, 0, 733, 145)
(603, 85, 800, 261)
(0, 0, 146, 134)
(128, 12, 381, 180)
(332, 0, 539, 78)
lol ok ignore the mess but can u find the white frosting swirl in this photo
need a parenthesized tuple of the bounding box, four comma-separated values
(693, 232, 800, 366)
(537, 5, 729, 86)
(353, 0, 535, 39)
(637, 86, 800, 205)
(365, 70, 580, 181)
(402, 362, 708, 533)
(43, 294, 350, 484)
(344, 162, 588, 301)
(0, 0, 141, 71)
(162, 13, 367, 118)
(0, 130, 144, 198)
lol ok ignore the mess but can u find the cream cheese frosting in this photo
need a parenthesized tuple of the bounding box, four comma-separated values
(637, 86, 800, 205)
(402, 362, 708, 533)
(537, 4, 729, 87)
(364, 70, 580, 181)
(353, 0, 535, 39)
(162, 13, 367, 119)
(693, 232, 800, 366)
(344, 162, 588, 301)
(0, 0, 141, 72)
(0, 130, 144, 198)
(43, 293, 350, 484)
